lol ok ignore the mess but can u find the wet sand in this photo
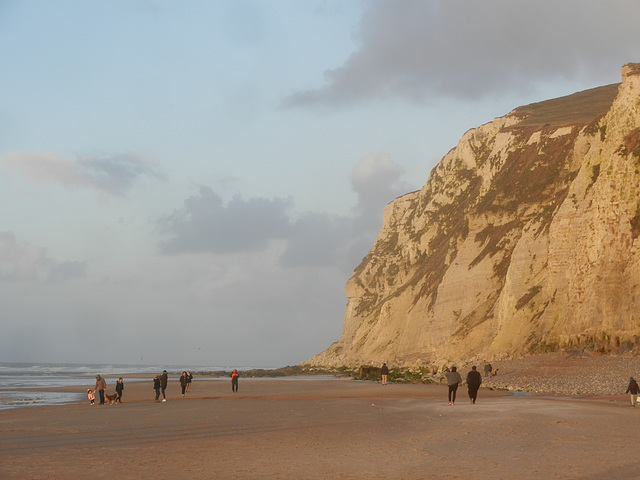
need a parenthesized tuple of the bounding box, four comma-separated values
(0, 377, 637, 479)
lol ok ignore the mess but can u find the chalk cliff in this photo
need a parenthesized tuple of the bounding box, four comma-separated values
(307, 63, 640, 369)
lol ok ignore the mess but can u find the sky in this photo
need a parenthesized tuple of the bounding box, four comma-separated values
(2, 0, 640, 368)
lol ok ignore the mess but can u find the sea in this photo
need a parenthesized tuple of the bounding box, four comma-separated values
(0, 362, 255, 411)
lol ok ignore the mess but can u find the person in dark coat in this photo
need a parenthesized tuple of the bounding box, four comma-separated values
(466, 366, 482, 404)
(115, 377, 124, 403)
(153, 375, 161, 402)
(231, 369, 239, 392)
(160, 370, 168, 402)
(179, 371, 188, 397)
(381, 363, 389, 385)
(626, 377, 640, 406)
(186, 371, 193, 393)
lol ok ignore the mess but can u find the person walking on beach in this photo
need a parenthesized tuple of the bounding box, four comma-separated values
(153, 374, 161, 402)
(94, 375, 107, 405)
(444, 367, 462, 405)
(180, 371, 188, 397)
(626, 377, 640, 406)
(466, 366, 482, 404)
(115, 378, 124, 404)
(186, 371, 193, 393)
(381, 363, 389, 385)
(231, 369, 239, 392)
(160, 370, 168, 402)
(484, 363, 492, 378)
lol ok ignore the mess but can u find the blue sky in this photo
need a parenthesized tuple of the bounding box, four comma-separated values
(1, 0, 639, 367)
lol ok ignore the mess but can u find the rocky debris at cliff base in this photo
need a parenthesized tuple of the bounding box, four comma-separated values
(195, 365, 353, 378)
(477, 352, 640, 396)
(194, 353, 640, 396)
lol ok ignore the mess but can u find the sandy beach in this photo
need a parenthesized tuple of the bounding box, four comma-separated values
(0, 370, 638, 480)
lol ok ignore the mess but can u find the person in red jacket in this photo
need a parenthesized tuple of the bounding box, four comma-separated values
(231, 369, 239, 393)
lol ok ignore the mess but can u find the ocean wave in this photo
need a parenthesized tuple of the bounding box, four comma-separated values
(0, 362, 272, 376)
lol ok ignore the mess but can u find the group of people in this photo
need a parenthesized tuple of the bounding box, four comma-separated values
(152, 369, 241, 402)
(90, 366, 640, 407)
(152, 370, 197, 400)
(443, 362, 497, 405)
(89, 369, 242, 405)
(179, 371, 194, 397)
(88, 375, 124, 405)
(484, 363, 498, 377)
(444, 366, 482, 405)
(153, 370, 170, 402)
(153, 370, 194, 401)
(379, 363, 485, 405)
(379, 365, 640, 407)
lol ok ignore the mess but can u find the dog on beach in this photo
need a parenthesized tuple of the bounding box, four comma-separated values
(105, 393, 118, 405)
(491, 368, 499, 376)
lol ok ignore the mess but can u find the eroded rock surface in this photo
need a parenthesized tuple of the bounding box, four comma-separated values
(307, 64, 640, 369)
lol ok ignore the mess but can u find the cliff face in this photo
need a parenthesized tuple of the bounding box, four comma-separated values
(307, 64, 640, 369)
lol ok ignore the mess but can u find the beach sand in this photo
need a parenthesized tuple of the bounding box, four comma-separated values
(0, 375, 638, 480)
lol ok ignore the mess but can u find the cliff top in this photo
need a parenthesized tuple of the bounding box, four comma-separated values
(511, 83, 620, 128)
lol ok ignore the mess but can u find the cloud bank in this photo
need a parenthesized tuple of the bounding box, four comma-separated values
(284, 0, 640, 107)
(158, 155, 413, 272)
(158, 187, 293, 255)
(0, 231, 87, 283)
(2, 151, 165, 196)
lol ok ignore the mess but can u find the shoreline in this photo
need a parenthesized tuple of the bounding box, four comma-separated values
(3, 351, 639, 413)
(5, 350, 640, 401)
